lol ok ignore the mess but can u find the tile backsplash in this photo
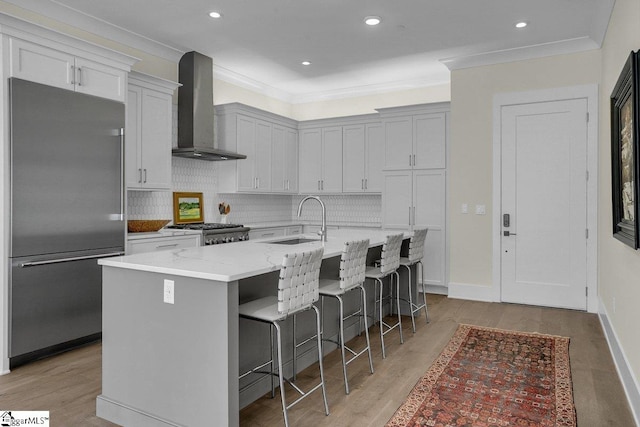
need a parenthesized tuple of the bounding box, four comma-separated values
(127, 159, 382, 226)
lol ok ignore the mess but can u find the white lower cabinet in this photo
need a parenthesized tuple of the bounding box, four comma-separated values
(127, 234, 201, 255)
(382, 169, 446, 288)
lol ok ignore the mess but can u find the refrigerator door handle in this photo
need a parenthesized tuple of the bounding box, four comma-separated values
(119, 128, 125, 219)
(19, 251, 125, 268)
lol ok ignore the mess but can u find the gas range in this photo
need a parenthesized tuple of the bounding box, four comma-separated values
(166, 223, 250, 245)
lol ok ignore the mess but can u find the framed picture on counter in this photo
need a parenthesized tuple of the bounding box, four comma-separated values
(611, 50, 640, 249)
(173, 191, 204, 224)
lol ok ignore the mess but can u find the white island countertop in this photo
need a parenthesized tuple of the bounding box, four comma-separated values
(99, 228, 409, 282)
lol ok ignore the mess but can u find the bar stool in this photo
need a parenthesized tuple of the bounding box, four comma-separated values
(238, 247, 329, 427)
(365, 233, 404, 359)
(318, 239, 373, 395)
(399, 228, 430, 333)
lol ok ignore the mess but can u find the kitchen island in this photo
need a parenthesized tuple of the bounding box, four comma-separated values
(96, 228, 412, 427)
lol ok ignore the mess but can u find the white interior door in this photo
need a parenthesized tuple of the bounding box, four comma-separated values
(501, 99, 588, 310)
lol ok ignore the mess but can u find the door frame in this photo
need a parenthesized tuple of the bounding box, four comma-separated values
(492, 85, 598, 313)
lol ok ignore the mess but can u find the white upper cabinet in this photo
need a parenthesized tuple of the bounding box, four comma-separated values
(235, 115, 272, 192)
(379, 104, 448, 170)
(414, 113, 446, 169)
(299, 126, 343, 193)
(10, 38, 127, 102)
(216, 103, 298, 194)
(298, 128, 322, 193)
(272, 124, 298, 193)
(343, 122, 383, 193)
(126, 72, 179, 190)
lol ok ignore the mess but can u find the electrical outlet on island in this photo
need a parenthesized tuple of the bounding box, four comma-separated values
(164, 279, 175, 304)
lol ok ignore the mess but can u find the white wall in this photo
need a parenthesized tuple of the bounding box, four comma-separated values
(597, 0, 640, 415)
(449, 50, 601, 290)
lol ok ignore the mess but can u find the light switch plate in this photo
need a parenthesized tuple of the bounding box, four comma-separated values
(475, 204, 486, 215)
(164, 279, 174, 304)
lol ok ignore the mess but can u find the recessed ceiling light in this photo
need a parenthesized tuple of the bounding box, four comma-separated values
(209, 11, 222, 19)
(302, 61, 311, 66)
(515, 21, 528, 29)
(364, 16, 382, 26)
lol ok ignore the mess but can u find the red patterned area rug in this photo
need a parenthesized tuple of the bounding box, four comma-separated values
(387, 324, 576, 427)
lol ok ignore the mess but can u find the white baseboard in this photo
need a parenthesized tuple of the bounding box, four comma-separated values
(423, 284, 447, 295)
(598, 300, 640, 426)
(447, 282, 496, 302)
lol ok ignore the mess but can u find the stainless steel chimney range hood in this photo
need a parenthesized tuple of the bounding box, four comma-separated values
(173, 51, 246, 161)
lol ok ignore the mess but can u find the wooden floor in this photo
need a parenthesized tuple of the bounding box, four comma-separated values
(0, 295, 635, 427)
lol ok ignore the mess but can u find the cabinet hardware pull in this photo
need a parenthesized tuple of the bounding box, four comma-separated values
(409, 206, 412, 225)
(143, 169, 147, 183)
(409, 154, 412, 166)
(138, 168, 142, 183)
(413, 154, 416, 166)
(77, 67, 82, 86)
(365, 178, 368, 190)
(321, 180, 324, 190)
(119, 128, 125, 218)
(70, 65, 75, 85)
(361, 179, 364, 190)
(156, 243, 179, 249)
(318, 180, 320, 190)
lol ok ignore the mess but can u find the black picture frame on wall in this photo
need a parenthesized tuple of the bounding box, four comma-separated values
(611, 50, 640, 249)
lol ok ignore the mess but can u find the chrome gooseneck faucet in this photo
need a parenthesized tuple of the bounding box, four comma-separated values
(297, 195, 327, 242)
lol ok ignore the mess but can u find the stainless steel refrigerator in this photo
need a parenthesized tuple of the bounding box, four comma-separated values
(9, 78, 125, 367)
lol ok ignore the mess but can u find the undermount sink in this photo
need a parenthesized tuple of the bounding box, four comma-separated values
(266, 238, 320, 245)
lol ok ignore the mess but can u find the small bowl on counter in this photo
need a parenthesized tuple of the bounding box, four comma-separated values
(127, 219, 171, 233)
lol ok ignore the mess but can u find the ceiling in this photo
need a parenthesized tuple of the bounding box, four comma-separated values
(10, 0, 614, 102)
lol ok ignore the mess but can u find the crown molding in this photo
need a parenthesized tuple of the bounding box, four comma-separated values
(290, 76, 450, 104)
(3, 0, 184, 62)
(212, 64, 295, 103)
(440, 36, 600, 71)
(213, 62, 450, 104)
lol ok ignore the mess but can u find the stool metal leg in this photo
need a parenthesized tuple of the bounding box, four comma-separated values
(337, 295, 349, 394)
(418, 260, 429, 323)
(377, 278, 386, 359)
(312, 305, 330, 416)
(273, 320, 289, 427)
(403, 264, 417, 333)
(270, 325, 275, 398)
(359, 284, 374, 375)
(292, 316, 298, 381)
(394, 271, 404, 344)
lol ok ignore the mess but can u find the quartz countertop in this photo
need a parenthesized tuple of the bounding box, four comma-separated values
(100, 228, 409, 282)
